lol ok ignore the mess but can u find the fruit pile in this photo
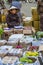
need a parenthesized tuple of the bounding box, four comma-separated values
(20, 57, 36, 63)
(25, 51, 39, 57)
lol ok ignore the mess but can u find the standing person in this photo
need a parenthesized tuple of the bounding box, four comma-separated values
(11, 1, 23, 25)
(37, 0, 43, 31)
(6, 6, 21, 28)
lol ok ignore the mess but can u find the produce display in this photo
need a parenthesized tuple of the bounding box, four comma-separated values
(0, 3, 43, 65)
(0, 27, 42, 65)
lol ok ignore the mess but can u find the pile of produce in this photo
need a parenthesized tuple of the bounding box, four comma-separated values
(24, 51, 39, 57)
(20, 57, 36, 63)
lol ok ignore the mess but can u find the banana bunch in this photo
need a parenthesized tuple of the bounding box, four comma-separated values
(25, 51, 39, 57)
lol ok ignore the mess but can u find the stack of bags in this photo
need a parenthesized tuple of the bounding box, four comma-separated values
(31, 7, 39, 31)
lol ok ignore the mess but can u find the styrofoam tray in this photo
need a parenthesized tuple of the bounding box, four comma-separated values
(2, 56, 19, 64)
(8, 34, 24, 41)
(20, 36, 33, 44)
(0, 46, 13, 50)
(8, 48, 23, 55)
(0, 40, 7, 44)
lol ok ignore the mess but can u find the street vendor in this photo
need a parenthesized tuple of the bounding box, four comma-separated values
(6, 5, 21, 28)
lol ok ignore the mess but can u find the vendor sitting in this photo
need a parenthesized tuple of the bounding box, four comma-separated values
(6, 6, 21, 28)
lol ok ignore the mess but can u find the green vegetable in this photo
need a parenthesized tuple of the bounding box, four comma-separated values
(0, 28, 4, 39)
(36, 31, 43, 39)
(0, 28, 4, 35)
(20, 57, 27, 62)
(27, 59, 33, 63)
(20, 57, 33, 63)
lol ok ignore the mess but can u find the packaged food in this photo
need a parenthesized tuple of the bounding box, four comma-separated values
(0, 46, 13, 50)
(20, 36, 33, 48)
(32, 41, 41, 46)
(0, 46, 13, 57)
(7, 39, 19, 47)
(8, 48, 23, 57)
(8, 34, 24, 41)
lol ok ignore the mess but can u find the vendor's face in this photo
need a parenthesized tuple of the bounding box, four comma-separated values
(10, 9, 17, 14)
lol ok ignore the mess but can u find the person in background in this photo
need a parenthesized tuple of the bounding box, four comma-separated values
(6, 6, 21, 28)
(11, 1, 23, 25)
(37, 0, 43, 31)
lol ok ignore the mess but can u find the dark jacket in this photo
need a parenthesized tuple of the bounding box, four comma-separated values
(6, 13, 20, 28)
